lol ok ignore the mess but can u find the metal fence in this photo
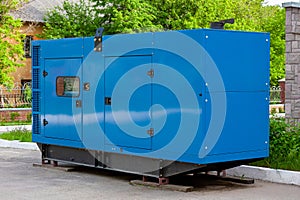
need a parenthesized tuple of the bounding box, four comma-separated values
(270, 86, 282, 104)
(0, 82, 32, 108)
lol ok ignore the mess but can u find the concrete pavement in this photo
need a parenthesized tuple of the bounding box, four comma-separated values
(0, 139, 38, 150)
(0, 147, 299, 200)
(0, 134, 300, 187)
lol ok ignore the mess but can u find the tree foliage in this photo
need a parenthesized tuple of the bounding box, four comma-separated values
(261, 6, 285, 86)
(95, 0, 162, 34)
(43, 0, 286, 85)
(40, 0, 103, 39)
(0, 0, 25, 87)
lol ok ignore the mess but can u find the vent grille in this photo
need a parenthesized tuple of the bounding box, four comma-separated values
(32, 45, 41, 135)
(32, 69, 40, 89)
(32, 92, 40, 112)
(32, 46, 40, 66)
(33, 114, 40, 134)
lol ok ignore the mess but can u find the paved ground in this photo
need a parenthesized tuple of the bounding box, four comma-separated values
(0, 147, 299, 200)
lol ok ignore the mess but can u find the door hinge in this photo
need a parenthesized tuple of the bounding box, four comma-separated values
(147, 128, 154, 136)
(43, 70, 48, 77)
(147, 69, 154, 78)
(43, 119, 48, 126)
(76, 100, 82, 108)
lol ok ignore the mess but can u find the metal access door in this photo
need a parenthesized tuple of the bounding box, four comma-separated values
(43, 58, 82, 141)
(104, 56, 153, 149)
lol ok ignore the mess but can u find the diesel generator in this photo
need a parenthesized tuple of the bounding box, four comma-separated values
(32, 28, 270, 183)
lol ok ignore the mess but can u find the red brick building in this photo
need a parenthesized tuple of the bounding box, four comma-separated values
(10, 0, 78, 86)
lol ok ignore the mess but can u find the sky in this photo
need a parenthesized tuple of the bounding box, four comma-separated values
(265, 0, 299, 6)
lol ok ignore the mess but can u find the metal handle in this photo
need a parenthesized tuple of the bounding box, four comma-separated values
(83, 82, 90, 91)
(105, 97, 111, 105)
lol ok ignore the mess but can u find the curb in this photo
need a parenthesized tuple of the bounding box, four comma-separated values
(0, 139, 38, 150)
(0, 139, 299, 186)
(227, 165, 300, 186)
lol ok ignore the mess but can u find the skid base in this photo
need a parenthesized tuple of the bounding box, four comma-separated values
(38, 143, 259, 179)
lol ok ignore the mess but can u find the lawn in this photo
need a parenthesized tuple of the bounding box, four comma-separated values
(0, 121, 31, 126)
(0, 128, 31, 142)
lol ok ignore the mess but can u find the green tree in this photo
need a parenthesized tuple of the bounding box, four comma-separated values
(147, 0, 227, 30)
(40, 0, 104, 39)
(0, 0, 25, 87)
(99, 0, 161, 34)
(261, 6, 285, 86)
(146, 0, 265, 30)
(43, 0, 161, 36)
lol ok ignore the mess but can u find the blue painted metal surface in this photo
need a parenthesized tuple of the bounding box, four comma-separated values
(103, 56, 153, 149)
(43, 58, 82, 141)
(32, 28, 270, 166)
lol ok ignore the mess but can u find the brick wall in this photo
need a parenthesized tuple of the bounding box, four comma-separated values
(9, 22, 44, 84)
(0, 108, 31, 122)
(283, 2, 300, 124)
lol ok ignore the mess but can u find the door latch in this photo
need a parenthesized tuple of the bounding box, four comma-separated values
(105, 97, 111, 105)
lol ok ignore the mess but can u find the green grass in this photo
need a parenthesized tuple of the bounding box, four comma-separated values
(0, 121, 31, 126)
(251, 158, 300, 171)
(0, 128, 32, 142)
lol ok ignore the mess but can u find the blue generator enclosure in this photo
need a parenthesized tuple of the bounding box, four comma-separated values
(32, 28, 270, 178)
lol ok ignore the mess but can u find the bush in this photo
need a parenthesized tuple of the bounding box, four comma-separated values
(252, 118, 300, 171)
(26, 113, 32, 122)
(10, 112, 20, 121)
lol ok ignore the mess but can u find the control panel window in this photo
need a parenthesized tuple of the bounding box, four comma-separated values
(56, 76, 80, 97)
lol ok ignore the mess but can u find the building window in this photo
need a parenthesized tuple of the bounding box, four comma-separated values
(24, 36, 33, 58)
(21, 79, 32, 88)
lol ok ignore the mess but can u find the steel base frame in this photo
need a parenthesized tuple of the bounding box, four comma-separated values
(38, 143, 259, 179)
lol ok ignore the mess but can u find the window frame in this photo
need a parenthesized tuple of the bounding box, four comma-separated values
(56, 76, 80, 98)
(24, 35, 33, 58)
